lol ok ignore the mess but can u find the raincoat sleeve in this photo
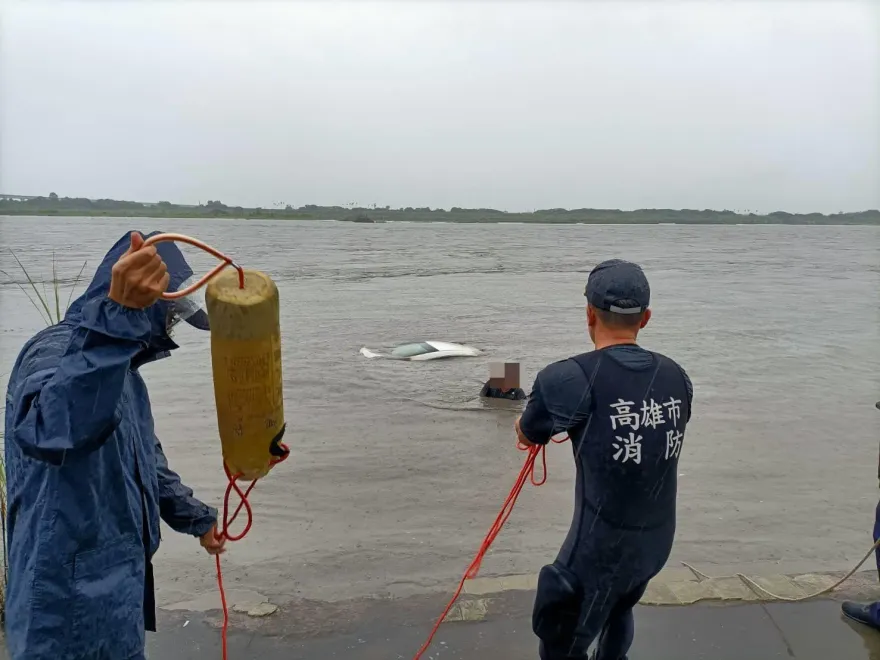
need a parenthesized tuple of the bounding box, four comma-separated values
(154, 437, 218, 537)
(9, 297, 152, 464)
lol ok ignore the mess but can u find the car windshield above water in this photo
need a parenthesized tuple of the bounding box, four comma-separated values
(390, 343, 438, 358)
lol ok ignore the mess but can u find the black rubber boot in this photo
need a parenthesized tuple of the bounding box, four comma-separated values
(842, 602, 880, 632)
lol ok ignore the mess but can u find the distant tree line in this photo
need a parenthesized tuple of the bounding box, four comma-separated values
(0, 194, 878, 225)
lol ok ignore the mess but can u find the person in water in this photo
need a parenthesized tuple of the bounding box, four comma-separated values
(515, 259, 693, 660)
(481, 361, 527, 401)
(4, 231, 225, 660)
(839, 401, 880, 630)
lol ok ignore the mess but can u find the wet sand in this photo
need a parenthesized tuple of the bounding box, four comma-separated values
(1, 217, 879, 610)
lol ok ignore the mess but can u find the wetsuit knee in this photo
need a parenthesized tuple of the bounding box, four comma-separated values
(533, 563, 584, 644)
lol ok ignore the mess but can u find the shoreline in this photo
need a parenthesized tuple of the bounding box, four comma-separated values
(4, 596, 879, 660)
(145, 567, 880, 659)
(5, 591, 877, 659)
(152, 549, 880, 615)
(2, 211, 879, 226)
(157, 564, 880, 614)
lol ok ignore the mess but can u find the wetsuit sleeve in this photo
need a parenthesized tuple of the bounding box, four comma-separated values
(519, 377, 554, 445)
(8, 297, 152, 464)
(155, 436, 218, 537)
(520, 363, 592, 445)
(678, 365, 694, 422)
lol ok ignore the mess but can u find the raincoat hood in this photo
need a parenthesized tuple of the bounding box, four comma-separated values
(65, 230, 199, 363)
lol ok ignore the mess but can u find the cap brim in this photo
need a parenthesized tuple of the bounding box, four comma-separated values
(184, 308, 211, 331)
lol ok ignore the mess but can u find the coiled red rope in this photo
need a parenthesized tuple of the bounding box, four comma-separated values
(413, 434, 569, 659)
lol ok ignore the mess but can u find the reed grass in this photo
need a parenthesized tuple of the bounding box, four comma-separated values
(2, 251, 89, 325)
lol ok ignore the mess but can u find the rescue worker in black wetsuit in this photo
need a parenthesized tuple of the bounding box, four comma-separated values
(515, 259, 693, 660)
(481, 361, 527, 401)
(840, 401, 880, 630)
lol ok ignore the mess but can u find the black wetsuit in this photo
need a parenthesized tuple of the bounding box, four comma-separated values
(519, 344, 692, 660)
(480, 382, 527, 401)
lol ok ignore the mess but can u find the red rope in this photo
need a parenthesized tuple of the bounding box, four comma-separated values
(413, 435, 568, 659)
(215, 448, 289, 660)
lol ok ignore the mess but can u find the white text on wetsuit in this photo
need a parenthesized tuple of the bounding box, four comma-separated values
(608, 398, 684, 464)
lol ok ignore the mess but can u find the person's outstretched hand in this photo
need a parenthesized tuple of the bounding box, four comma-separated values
(108, 231, 170, 309)
(200, 525, 226, 556)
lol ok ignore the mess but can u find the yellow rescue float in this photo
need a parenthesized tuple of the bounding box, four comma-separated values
(206, 268, 286, 480)
(142, 232, 289, 477)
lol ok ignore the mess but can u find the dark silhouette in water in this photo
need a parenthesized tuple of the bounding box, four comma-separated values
(480, 362, 526, 401)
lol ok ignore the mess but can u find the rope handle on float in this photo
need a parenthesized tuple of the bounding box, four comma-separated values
(413, 433, 569, 660)
(140, 232, 245, 298)
(137, 232, 288, 660)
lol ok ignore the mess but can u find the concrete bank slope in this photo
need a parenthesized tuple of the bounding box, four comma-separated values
(147, 566, 880, 660)
(3, 568, 880, 659)
(5, 599, 880, 660)
(146, 592, 880, 660)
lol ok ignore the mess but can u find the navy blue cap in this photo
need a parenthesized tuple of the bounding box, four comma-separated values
(585, 259, 650, 314)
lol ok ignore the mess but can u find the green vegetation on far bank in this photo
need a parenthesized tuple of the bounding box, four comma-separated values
(2, 193, 878, 225)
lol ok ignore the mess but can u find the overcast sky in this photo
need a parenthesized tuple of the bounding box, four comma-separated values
(1, 1, 877, 213)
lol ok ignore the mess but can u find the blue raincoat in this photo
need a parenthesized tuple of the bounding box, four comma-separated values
(4, 231, 218, 660)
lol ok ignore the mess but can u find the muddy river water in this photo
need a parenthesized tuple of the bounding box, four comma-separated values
(1, 216, 878, 607)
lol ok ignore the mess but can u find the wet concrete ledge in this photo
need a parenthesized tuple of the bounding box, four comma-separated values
(146, 592, 880, 659)
(140, 567, 880, 659)
(3, 568, 880, 659)
(461, 566, 880, 609)
(160, 566, 880, 619)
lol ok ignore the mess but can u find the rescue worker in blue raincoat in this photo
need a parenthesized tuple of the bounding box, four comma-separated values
(516, 259, 693, 660)
(840, 401, 880, 630)
(4, 231, 226, 660)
